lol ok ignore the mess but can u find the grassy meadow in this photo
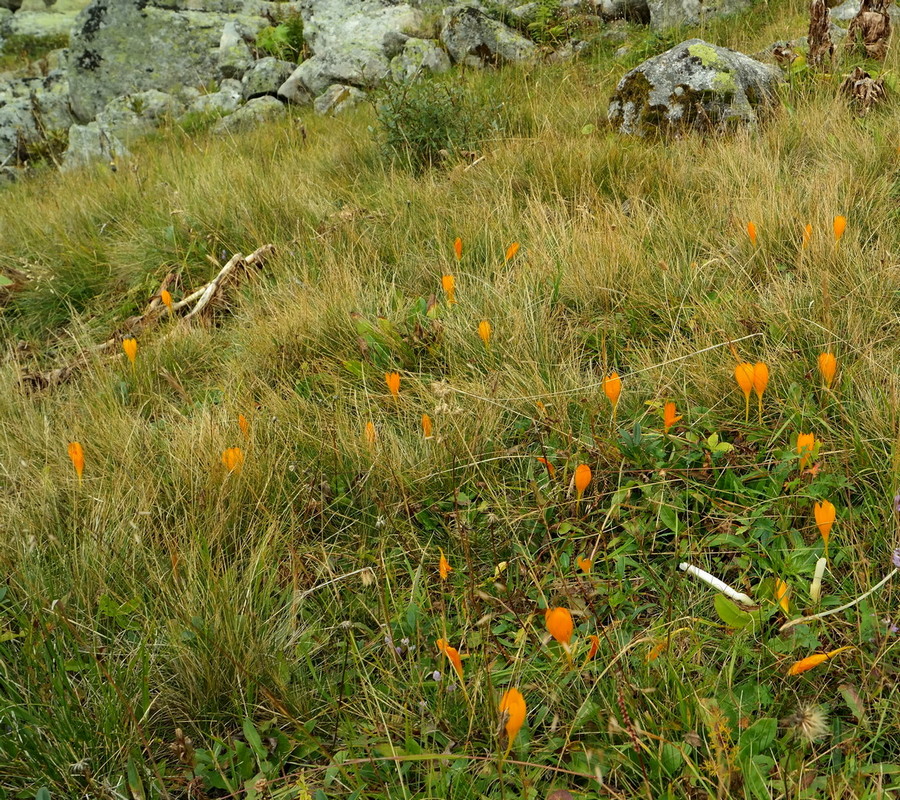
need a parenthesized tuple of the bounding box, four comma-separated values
(1, 0, 900, 796)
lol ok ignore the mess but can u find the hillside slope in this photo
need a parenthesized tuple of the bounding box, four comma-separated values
(1, 0, 900, 796)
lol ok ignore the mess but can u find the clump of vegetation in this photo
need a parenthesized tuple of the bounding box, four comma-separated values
(374, 76, 501, 170)
(0, 32, 69, 70)
(255, 12, 306, 62)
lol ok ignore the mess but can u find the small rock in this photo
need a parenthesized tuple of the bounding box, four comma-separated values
(389, 37, 450, 82)
(608, 38, 782, 135)
(97, 90, 184, 141)
(314, 82, 366, 115)
(212, 94, 285, 133)
(440, 4, 537, 67)
(62, 120, 129, 171)
(647, 0, 756, 30)
(600, 0, 650, 22)
(185, 81, 243, 115)
(241, 56, 296, 99)
(831, 0, 900, 20)
(218, 19, 254, 79)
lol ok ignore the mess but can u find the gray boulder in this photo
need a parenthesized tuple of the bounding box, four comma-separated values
(61, 120, 129, 170)
(439, 5, 537, 67)
(212, 94, 285, 132)
(1, 8, 78, 41)
(608, 38, 782, 135)
(184, 79, 243, 116)
(277, 0, 425, 99)
(313, 82, 365, 114)
(831, 0, 900, 19)
(241, 56, 296, 99)
(389, 37, 450, 81)
(96, 89, 184, 141)
(67, 0, 269, 122)
(647, 0, 756, 30)
(600, 0, 650, 21)
(218, 18, 255, 79)
(0, 69, 73, 167)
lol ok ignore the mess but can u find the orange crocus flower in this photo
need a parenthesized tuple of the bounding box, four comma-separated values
(436, 638, 463, 679)
(478, 320, 491, 348)
(801, 223, 812, 249)
(441, 274, 456, 305)
(67, 441, 84, 480)
(238, 414, 250, 439)
(122, 337, 138, 366)
(747, 221, 758, 245)
(752, 362, 769, 421)
(438, 548, 452, 581)
(364, 421, 377, 447)
(574, 463, 591, 500)
(535, 456, 555, 477)
(584, 634, 600, 664)
(161, 289, 174, 312)
(833, 215, 846, 243)
(453, 237, 462, 261)
(577, 557, 592, 574)
(421, 414, 433, 439)
(797, 432, 817, 470)
(787, 646, 853, 676)
(385, 372, 400, 399)
(545, 607, 574, 646)
(814, 500, 835, 552)
(504, 242, 520, 262)
(603, 372, 622, 408)
(222, 446, 244, 473)
(663, 401, 682, 433)
(498, 688, 526, 755)
(775, 578, 790, 615)
(818, 352, 837, 388)
(734, 362, 754, 421)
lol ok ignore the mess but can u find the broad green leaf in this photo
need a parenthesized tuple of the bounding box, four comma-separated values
(739, 718, 777, 756)
(242, 717, 268, 763)
(839, 684, 866, 723)
(739, 754, 775, 800)
(0, 274, 13, 287)
(659, 742, 683, 776)
(714, 594, 753, 629)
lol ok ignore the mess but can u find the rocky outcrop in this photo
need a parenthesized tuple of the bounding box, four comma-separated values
(67, 0, 271, 122)
(212, 94, 286, 132)
(439, 5, 537, 67)
(0, 69, 73, 168)
(313, 81, 365, 114)
(62, 119, 128, 170)
(647, 0, 756, 30)
(389, 37, 451, 81)
(241, 56, 296, 99)
(608, 39, 782, 135)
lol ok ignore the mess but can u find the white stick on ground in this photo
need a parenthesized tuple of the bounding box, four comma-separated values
(678, 562, 755, 606)
(780, 568, 898, 632)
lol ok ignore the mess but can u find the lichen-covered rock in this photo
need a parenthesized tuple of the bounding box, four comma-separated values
(184, 80, 243, 116)
(389, 37, 450, 82)
(439, 5, 537, 67)
(647, 0, 756, 30)
(1, 8, 78, 41)
(608, 39, 782, 135)
(96, 89, 184, 141)
(277, 0, 425, 99)
(61, 119, 129, 170)
(0, 0, 22, 12)
(600, 0, 650, 22)
(313, 82, 365, 114)
(212, 94, 285, 132)
(218, 18, 255, 79)
(241, 56, 297, 99)
(0, 69, 73, 167)
(67, 0, 269, 122)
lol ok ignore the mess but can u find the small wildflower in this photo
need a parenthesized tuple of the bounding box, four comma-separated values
(801, 223, 812, 249)
(438, 548, 452, 581)
(431, 670, 442, 682)
(421, 414, 433, 439)
(536, 456, 555, 477)
(814, 500, 835, 552)
(161, 289, 174, 312)
(585, 634, 599, 663)
(892, 548, 900, 569)
(663, 401, 682, 433)
(545, 607, 574, 646)
(797, 433, 817, 470)
(818, 352, 837, 388)
(603, 372, 622, 415)
(364, 421, 377, 447)
(385, 371, 400, 399)
(122, 337, 138, 366)
(833, 215, 847, 243)
(221, 447, 244, 473)
(498, 688, 526, 755)
(436, 638, 463, 679)
(574, 463, 591, 500)
(67, 441, 85, 481)
(787, 646, 852, 676)
(478, 320, 492, 348)
(747, 221, 758, 245)
(577, 557, 592, 573)
(775, 578, 790, 615)
(504, 242, 520, 262)
(734, 362, 754, 421)
(441, 274, 457, 305)
(238, 414, 250, 439)
(453, 237, 462, 261)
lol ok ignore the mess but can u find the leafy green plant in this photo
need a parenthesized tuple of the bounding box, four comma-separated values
(374, 77, 501, 170)
(255, 14, 306, 63)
